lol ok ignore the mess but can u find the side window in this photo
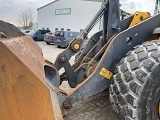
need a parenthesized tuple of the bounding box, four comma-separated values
(60, 32, 64, 37)
(67, 32, 79, 37)
(36, 30, 41, 34)
(41, 30, 46, 34)
(55, 31, 60, 36)
(46, 30, 50, 33)
(54, 31, 64, 36)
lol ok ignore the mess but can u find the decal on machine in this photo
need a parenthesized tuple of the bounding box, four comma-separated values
(99, 68, 113, 79)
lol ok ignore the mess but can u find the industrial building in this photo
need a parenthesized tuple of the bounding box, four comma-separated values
(37, 0, 103, 36)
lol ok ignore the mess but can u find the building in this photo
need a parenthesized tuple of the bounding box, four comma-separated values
(37, 0, 103, 36)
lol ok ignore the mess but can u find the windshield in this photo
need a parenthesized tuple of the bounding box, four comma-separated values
(28, 29, 37, 35)
(120, 0, 156, 15)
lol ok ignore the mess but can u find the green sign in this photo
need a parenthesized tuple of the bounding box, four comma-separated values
(55, 8, 71, 15)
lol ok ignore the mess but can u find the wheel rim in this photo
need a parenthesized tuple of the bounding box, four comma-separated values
(158, 100, 160, 117)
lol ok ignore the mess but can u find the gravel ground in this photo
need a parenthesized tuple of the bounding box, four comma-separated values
(37, 41, 120, 120)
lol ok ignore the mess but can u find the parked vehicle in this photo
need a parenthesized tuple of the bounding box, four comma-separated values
(27, 29, 51, 41)
(21, 29, 30, 34)
(54, 31, 80, 48)
(44, 32, 54, 44)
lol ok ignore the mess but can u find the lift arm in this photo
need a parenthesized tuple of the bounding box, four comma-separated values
(54, 0, 109, 88)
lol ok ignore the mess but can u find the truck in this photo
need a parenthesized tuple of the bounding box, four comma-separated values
(0, 0, 159, 120)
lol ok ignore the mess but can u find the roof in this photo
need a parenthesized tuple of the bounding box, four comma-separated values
(37, 0, 104, 11)
(37, 0, 59, 11)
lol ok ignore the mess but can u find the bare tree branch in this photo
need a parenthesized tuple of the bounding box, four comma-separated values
(17, 8, 34, 29)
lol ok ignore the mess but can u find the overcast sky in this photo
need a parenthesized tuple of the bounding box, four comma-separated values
(120, 0, 156, 15)
(0, 0, 53, 25)
(0, 0, 156, 26)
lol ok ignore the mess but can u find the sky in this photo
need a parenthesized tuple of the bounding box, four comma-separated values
(0, 0, 156, 26)
(120, 0, 156, 15)
(0, 0, 53, 25)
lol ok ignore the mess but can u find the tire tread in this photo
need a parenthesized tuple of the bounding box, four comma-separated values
(109, 41, 160, 119)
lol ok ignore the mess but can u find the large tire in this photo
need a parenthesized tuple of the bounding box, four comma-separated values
(46, 42, 50, 45)
(33, 37, 38, 41)
(109, 40, 160, 120)
(57, 45, 61, 48)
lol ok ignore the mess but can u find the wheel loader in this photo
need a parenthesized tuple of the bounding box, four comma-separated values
(0, 0, 160, 120)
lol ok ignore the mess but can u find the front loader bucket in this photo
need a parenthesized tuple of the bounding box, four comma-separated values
(0, 21, 63, 120)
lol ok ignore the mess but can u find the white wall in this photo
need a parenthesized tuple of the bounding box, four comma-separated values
(37, 0, 102, 37)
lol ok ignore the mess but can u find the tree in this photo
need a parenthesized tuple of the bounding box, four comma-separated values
(17, 8, 34, 29)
